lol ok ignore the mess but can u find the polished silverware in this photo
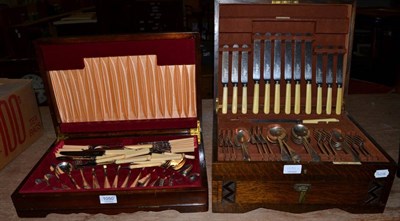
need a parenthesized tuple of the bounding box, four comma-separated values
(263, 33, 272, 114)
(241, 44, 249, 114)
(234, 128, 251, 161)
(294, 37, 302, 114)
(221, 45, 229, 114)
(231, 44, 239, 114)
(292, 124, 321, 162)
(326, 50, 334, 114)
(284, 34, 292, 114)
(316, 50, 324, 114)
(252, 34, 261, 114)
(273, 33, 282, 114)
(336, 51, 344, 115)
(304, 36, 312, 114)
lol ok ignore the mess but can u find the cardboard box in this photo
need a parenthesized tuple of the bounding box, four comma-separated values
(0, 78, 43, 171)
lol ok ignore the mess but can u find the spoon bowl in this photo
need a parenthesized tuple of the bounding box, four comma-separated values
(234, 128, 251, 161)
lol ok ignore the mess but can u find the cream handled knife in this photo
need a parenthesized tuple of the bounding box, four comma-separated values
(316, 50, 323, 115)
(293, 38, 302, 114)
(241, 45, 249, 114)
(284, 34, 292, 114)
(273, 33, 282, 114)
(304, 38, 312, 114)
(231, 44, 239, 114)
(326, 51, 334, 115)
(252, 35, 261, 114)
(221, 45, 229, 114)
(336, 52, 344, 115)
(263, 33, 272, 114)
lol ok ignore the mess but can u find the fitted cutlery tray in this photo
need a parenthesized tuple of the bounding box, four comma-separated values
(212, 0, 396, 214)
(12, 33, 208, 217)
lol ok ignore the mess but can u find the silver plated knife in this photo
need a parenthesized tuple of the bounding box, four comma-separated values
(336, 51, 344, 115)
(284, 34, 292, 114)
(304, 37, 312, 114)
(263, 33, 272, 114)
(316, 50, 323, 114)
(293, 37, 302, 114)
(273, 33, 282, 114)
(221, 45, 229, 114)
(231, 44, 239, 114)
(252, 34, 261, 114)
(326, 50, 334, 115)
(241, 44, 249, 114)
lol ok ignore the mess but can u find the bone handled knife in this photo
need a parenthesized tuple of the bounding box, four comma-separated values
(336, 52, 344, 115)
(221, 45, 229, 114)
(326, 51, 334, 115)
(252, 34, 261, 114)
(284, 34, 292, 114)
(231, 44, 239, 114)
(304, 38, 312, 114)
(273, 33, 282, 114)
(263, 33, 272, 114)
(316, 50, 323, 115)
(293, 37, 302, 114)
(241, 44, 249, 114)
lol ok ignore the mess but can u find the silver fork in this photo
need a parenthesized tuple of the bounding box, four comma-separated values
(250, 127, 264, 160)
(256, 126, 272, 159)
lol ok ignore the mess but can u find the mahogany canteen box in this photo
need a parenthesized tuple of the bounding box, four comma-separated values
(212, 0, 397, 214)
(0, 78, 43, 171)
(11, 33, 208, 217)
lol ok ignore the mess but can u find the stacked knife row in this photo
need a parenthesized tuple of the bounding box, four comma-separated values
(220, 33, 346, 115)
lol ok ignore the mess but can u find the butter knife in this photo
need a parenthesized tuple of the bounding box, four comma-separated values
(316, 50, 323, 115)
(284, 34, 292, 114)
(252, 34, 261, 114)
(231, 44, 239, 114)
(293, 37, 302, 114)
(241, 44, 249, 114)
(304, 37, 312, 114)
(221, 45, 229, 114)
(326, 51, 334, 115)
(336, 51, 344, 115)
(263, 33, 272, 114)
(273, 33, 282, 114)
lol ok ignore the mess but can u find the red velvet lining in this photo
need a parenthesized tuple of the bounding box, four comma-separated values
(59, 118, 198, 134)
(19, 135, 202, 193)
(39, 38, 196, 70)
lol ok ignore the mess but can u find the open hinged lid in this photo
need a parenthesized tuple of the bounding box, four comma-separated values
(214, 0, 355, 118)
(35, 33, 201, 138)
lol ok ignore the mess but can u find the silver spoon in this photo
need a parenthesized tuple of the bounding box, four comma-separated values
(56, 161, 81, 189)
(292, 124, 320, 162)
(268, 125, 300, 162)
(234, 128, 251, 161)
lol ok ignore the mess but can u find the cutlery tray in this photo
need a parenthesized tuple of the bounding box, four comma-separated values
(12, 33, 208, 217)
(212, 0, 396, 213)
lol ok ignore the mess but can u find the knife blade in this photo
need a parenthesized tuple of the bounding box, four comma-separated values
(252, 34, 261, 114)
(273, 33, 282, 114)
(293, 37, 302, 114)
(326, 51, 334, 115)
(263, 33, 272, 114)
(221, 45, 229, 114)
(316, 50, 323, 114)
(59, 150, 105, 157)
(336, 51, 344, 115)
(284, 34, 292, 114)
(241, 44, 249, 114)
(304, 37, 312, 114)
(231, 44, 239, 114)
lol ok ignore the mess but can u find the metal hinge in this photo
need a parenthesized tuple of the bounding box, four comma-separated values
(215, 98, 220, 113)
(56, 133, 69, 142)
(190, 120, 201, 144)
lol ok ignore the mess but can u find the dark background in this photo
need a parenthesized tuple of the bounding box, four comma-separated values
(0, 0, 399, 104)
